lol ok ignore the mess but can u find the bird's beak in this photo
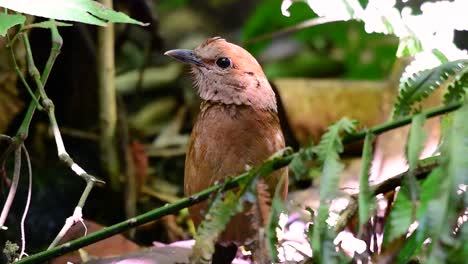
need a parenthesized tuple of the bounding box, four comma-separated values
(164, 49, 203, 66)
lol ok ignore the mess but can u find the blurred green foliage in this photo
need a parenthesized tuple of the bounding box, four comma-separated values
(241, 0, 398, 80)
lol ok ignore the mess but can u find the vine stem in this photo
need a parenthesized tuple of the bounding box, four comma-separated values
(0, 20, 104, 259)
(0, 146, 21, 229)
(20, 27, 105, 250)
(15, 101, 462, 263)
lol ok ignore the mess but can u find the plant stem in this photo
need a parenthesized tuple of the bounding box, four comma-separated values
(0, 22, 64, 232)
(98, 0, 120, 191)
(18, 26, 104, 252)
(6, 32, 42, 110)
(0, 147, 21, 229)
(342, 102, 461, 143)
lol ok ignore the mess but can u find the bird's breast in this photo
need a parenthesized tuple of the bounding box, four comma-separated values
(185, 103, 284, 193)
(184, 103, 288, 240)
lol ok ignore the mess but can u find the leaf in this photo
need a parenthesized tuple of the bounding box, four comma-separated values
(0, 13, 25, 36)
(422, 100, 468, 263)
(310, 118, 357, 262)
(314, 117, 356, 165)
(383, 186, 413, 246)
(358, 132, 375, 237)
(396, 168, 444, 264)
(289, 148, 314, 181)
(191, 189, 245, 263)
(446, 220, 468, 263)
(0, 0, 147, 26)
(404, 113, 425, 205)
(392, 60, 468, 119)
(444, 67, 468, 105)
(447, 99, 468, 200)
(406, 113, 427, 171)
(266, 175, 287, 262)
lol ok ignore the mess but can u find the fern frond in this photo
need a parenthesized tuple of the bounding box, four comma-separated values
(423, 100, 468, 263)
(392, 60, 468, 119)
(358, 132, 375, 237)
(191, 190, 244, 263)
(443, 67, 468, 105)
(315, 118, 356, 163)
(310, 118, 357, 261)
(383, 186, 413, 246)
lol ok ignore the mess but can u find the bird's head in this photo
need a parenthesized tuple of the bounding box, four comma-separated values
(165, 37, 277, 112)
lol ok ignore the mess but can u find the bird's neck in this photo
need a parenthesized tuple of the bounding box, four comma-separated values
(199, 100, 279, 120)
(195, 76, 278, 112)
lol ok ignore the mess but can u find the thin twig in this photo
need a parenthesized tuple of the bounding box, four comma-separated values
(6, 31, 42, 110)
(14, 25, 103, 251)
(21, 32, 101, 184)
(342, 102, 462, 144)
(0, 146, 21, 229)
(246, 17, 344, 44)
(19, 144, 32, 259)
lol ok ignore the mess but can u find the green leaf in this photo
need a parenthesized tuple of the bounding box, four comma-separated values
(444, 67, 468, 105)
(0, 0, 147, 26)
(383, 186, 413, 246)
(431, 48, 449, 64)
(191, 189, 245, 263)
(0, 13, 25, 36)
(289, 148, 314, 181)
(358, 132, 375, 237)
(404, 113, 425, 205)
(423, 101, 468, 263)
(310, 118, 357, 262)
(447, 99, 468, 199)
(447, 220, 468, 263)
(266, 175, 287, 262)
(407, 113, 427, 171)
(396, 168, 443, 264)
(392, 60, 468, 119)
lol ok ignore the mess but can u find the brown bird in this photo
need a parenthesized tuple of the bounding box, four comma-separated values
(165, 37, 288, 263)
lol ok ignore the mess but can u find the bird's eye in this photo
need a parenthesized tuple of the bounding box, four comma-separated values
(216, 57, 231, 69)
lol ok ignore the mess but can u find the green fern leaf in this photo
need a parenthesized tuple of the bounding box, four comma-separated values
(424, 100, 468, 263)
(443, 68, 468, 105)
(396, 168, 444, 263)
(383, 186, 413, 246)
(392, 60, 468, 119)
(191, 189, 245, 263)
(406, 113, 427, 171)
(289, 147, 315, 181)
(358, 132, 375, 237)
(310, 118, 357, 261)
